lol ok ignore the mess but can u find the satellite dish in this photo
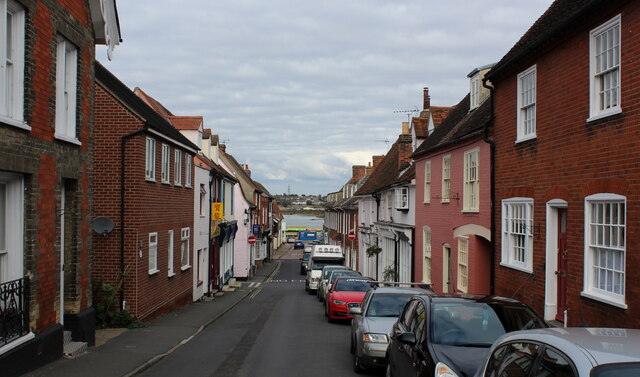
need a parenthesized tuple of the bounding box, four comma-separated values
(93, 217, 115, 235)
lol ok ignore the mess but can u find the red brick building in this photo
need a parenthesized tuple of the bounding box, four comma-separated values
(485, 0, 640, 327)
(93, 63, 198, 321)
(0, 1, 119, 374)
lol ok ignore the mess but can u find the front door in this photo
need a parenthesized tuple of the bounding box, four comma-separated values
(556, 208, 568, 322)
(443, 245, 451, 293)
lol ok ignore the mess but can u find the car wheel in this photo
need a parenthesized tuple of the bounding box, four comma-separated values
(350, 336, 355, 354)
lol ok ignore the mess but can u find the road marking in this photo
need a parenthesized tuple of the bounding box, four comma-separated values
(249, 287, 262, 299)
(247, 282, 261, 288)
(265, 261, 281, 283)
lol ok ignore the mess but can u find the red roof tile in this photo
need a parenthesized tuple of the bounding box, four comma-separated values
(168, 116, 203, 130)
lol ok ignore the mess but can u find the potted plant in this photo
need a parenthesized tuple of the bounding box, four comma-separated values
(366, 245, 382, 258)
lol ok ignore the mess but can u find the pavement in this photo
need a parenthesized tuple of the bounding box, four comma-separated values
(24, 247, 288, 377)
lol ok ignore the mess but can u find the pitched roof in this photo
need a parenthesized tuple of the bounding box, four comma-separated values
(133, 87, 174, 118)
(485, 0, 606, 81)
(169, 116, 203, 131)
(95, 62, 198, 152)
(411, 94, 491, 159)
(396, 163, 415, 185)
(355, 134, 413, 196)
(413, 107, 454, 138)
(195, 154, 237, 183)
(253, 180, 273, 198)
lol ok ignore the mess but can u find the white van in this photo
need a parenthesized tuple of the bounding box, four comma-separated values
(305, 245, 344, 293)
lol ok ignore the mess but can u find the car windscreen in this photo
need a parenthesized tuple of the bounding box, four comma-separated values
(302, 253, 310, 261)
(430, 302, 547, 347)
(329, 271, 360, 284)
(365, 293, 415, 317)
(311, 261, 343, 271)
(334, 278, 372, 292)
(322, 267, 346, 279)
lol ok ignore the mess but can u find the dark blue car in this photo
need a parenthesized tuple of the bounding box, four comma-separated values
(294, 241, 304, 249)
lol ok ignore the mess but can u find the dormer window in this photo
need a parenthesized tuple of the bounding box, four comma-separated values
(395, 186, 409, 210)
(470, 76, 480, 109)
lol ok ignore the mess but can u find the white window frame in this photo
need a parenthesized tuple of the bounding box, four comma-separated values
(161, 144, 170, 184)
(589, 15, 621, 122)
(54, 35, 79, 144)
(470, 76, 480, 110)
(516, 65, 536, 142)
(463, 148, 479, 212)
(501, 198, 534, 273)
(0, 0, 27, 130)
(395, 186, 408, 210)
(423, 161, 431, 204)
(422, 227, 432, 284)
(148, 232, 158, 274)
(0, 172, 23, 283)
(167, 229, 175, 277)
(582, 193, 626, 308)
(457, 236, 469, 293)
(145, 137, 156, 181)
(185, 155, 192, 188)
(174, 150, 182, 186)
(199, 184, 206, 216)
(442, 155, 450, 203)
(181, 227, 190, 269)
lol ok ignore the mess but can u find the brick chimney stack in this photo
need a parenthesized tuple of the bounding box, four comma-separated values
(423, 87, 430, 110)
(219, 144, 226, 153)
(244, 164, 251, 177)
(351, 165, 366, 183)
(372, 155, 384, 168)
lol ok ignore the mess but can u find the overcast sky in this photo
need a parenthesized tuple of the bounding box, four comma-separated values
(98, 0, 554, 196)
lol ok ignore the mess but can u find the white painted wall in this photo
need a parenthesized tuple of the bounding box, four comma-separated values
(193, 163, 210, 301)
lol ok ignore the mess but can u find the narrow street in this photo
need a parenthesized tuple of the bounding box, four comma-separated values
(136, 244, 381, 377)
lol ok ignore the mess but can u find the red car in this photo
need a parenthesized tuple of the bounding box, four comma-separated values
(324, 276, 372, 322)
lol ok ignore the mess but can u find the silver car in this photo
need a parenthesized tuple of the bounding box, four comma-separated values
(316, 265, 350, 301)
(475, 327, 640, 377)
(350, 286, 430, 373)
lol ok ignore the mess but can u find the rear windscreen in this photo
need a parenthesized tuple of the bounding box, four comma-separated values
(334, 278, 372, 292)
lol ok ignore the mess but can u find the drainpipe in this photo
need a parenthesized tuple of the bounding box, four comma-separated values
(120, 124, 148, 311)
(482, 78, 497, 295)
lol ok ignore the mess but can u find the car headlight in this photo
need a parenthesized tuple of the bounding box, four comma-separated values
(435, 362, 460, 377)
(363, 333, 388, 343)
(332, 300, 346, 305)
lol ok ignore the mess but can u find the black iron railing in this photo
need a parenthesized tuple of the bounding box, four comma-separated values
(0, 277, 30, 346)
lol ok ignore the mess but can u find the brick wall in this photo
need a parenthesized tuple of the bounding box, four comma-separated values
(93, 84, 194, 320)
(490, 1, 640, 327)
(0, 0, 96, 334)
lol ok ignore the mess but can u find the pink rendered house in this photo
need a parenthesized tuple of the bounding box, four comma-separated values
(412, 69, 493, 294)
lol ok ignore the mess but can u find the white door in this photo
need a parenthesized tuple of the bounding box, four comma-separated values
(0, 173, 23, 283)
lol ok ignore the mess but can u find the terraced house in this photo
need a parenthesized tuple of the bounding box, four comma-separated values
(486, 0, 640, 327)
(0, 1, 119, 374)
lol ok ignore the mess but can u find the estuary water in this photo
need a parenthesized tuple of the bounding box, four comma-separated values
(283, 214, 324, 229)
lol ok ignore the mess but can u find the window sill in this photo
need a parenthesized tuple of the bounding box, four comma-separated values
(181, 264, 191, 271)
(146, 178, 156, 182)
(499, 262, 533, 274)
(441, 200, 450, 204)
(55, 133, 82, 146)
(168, 272, 176, 278)
(581, 291, 627, 309)
(174, 183, 182, 187)
(148, 269, 160, 276)
(462, 209, 479, 214)
(515, 134, 536, 144)
(185, 185, 192, 189)
(0, 116, 31, 131)
(587, 107, 622, 123)
(161, 180, 171, 185)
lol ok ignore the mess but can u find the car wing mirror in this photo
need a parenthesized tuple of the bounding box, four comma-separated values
(397, 332, 417, 347)
(349, 306, 362, 315)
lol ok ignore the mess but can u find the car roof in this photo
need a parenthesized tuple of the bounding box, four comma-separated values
(413, 294, 531, 306)
(496, 328, 640, 365)
(371, 286, 431, 295)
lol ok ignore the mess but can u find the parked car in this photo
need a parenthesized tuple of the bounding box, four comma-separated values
(304, 245, 313, 253)
(385, 295, 548, 377)
(474, 327, 640, 377)
(318, 269, 362, 302)
(325, 276, 373, 322)
(287, 237, 296, 243)
(305, 246, 345, 293)
(294, 241, 304, 249)
(299, 253, 311, 275)
(350, 285, 431, 373)
(315, 265, 350, 298)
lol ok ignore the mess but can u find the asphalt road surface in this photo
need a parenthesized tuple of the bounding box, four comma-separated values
(137, 244, 382, 377)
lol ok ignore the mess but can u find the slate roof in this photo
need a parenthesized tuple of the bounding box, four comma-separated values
(396, 163, 415, 185)
(485, 0, 606, 81)
(169, 116, 203, 131)
(95, 62, 198, 152)
(253, 180, 273, 198)
(354, 134, 413, 196)
(410, 94, 491, 159)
